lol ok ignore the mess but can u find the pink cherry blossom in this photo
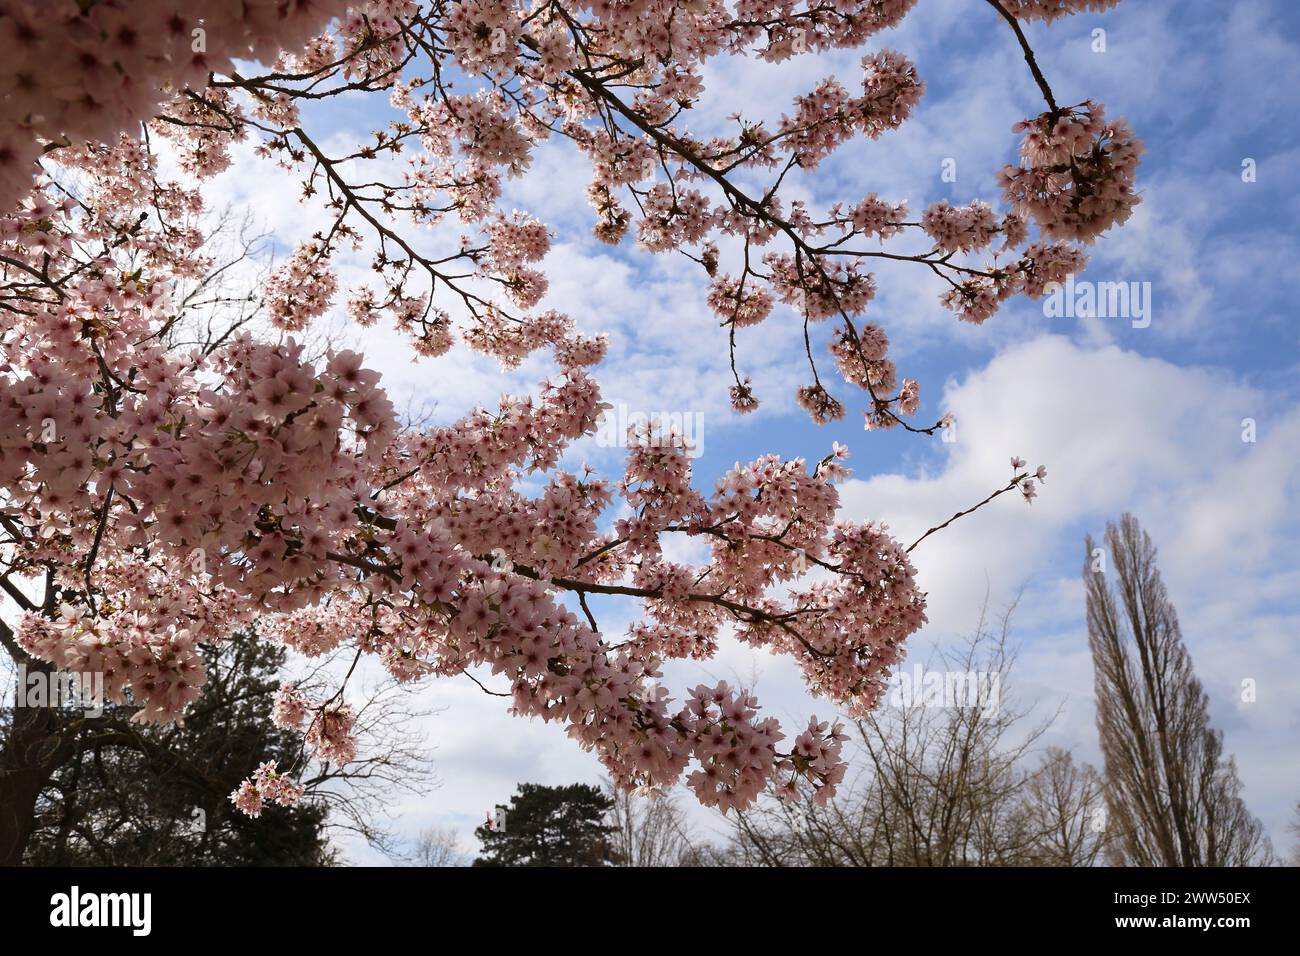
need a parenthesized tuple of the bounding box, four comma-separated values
(1, 0, 1099, 821)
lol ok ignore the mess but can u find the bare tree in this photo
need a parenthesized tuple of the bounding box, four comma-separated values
(851, 603, 1048, 865)
(1289, 802, 1300, 866)
(604, 781, 697, 867)
(285, 648, 440, 859)
(410, 825, 465, 867)
(720, 601, 1104, 866)
(1084, 513, 1272, 867)
(1019, 748, 1108, 866)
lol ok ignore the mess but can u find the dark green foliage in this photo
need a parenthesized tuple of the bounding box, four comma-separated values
(473, 782, 620, 867)
(19, 630, 335, 866)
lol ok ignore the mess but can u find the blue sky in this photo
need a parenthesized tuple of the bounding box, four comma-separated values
(200, 0, 1300, 862)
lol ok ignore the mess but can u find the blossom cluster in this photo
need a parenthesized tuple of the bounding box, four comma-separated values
(1001, 102, 1144, 243)
(0, 0, 348, 210)
(0, 229, 893, 810)
(230, 761, 306, 818)
(0, 0, 1110, 820)
(40, 0, 1137, 432)
(1002, 0, 1124, 25)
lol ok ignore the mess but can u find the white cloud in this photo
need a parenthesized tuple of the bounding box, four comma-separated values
(836, 334, 1300, 850)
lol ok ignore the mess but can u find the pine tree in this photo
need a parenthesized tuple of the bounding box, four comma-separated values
(473, 783, 621, 867)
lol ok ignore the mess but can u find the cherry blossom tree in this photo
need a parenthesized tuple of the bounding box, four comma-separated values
(0, 0, 1135, 831)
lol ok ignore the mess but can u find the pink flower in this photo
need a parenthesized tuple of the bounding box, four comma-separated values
(2, 0, 1122, 826)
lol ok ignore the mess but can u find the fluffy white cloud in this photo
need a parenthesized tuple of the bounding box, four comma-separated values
(838, 334, 1300, 851)
(335, 333, 1300, 862)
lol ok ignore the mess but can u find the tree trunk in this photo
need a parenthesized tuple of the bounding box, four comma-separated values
(0, 679, 69, 866)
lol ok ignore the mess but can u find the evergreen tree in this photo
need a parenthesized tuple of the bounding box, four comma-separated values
(473, 783, 621, 867)
(15, 631, 335, 866)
